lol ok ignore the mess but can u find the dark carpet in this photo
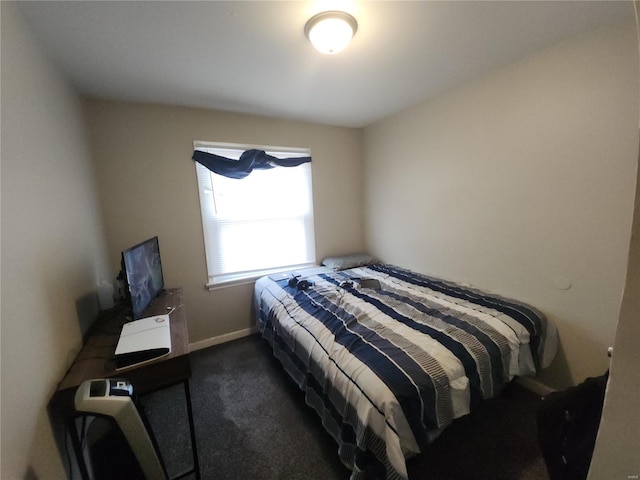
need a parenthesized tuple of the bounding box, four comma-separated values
(141, 334, 549, 480)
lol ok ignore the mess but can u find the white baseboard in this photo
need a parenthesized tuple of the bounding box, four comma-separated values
(189, 326, 259, 352)
(516, 376, 556, 397)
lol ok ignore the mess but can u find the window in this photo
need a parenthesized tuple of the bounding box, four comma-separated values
(194, 142, 316, 287)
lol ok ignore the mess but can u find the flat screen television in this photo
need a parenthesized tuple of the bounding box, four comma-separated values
(121, 236, 165, 319)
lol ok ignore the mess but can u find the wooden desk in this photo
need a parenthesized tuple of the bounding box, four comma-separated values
(51, 288, 200, 480)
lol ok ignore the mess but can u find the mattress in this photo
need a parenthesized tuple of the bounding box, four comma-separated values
(254, 264, 557, 479)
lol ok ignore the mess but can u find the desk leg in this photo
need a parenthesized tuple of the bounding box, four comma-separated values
(184, 379, 201, 480)
(68, 416, 90, 480)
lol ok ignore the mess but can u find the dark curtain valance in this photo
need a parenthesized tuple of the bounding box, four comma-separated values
(192, 148, 311, 179)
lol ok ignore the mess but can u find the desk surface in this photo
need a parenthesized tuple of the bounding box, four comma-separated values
(56, 288, 190, 396)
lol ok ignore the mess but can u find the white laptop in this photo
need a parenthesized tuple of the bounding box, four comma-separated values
(114, 315, 171, 370)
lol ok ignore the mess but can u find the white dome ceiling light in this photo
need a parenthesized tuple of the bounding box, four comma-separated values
(304, 11, 358, 55)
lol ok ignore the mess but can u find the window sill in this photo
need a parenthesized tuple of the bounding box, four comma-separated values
(205, 263, 317, 291)
(205, 276, 261, 291)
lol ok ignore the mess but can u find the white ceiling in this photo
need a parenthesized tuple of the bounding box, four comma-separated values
(17, 1, 634, 128)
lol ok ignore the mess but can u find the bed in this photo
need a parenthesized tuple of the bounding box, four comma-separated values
(254, 259, 557, 480)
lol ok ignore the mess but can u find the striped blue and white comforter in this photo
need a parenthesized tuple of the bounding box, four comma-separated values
(255, 264, 556, 480)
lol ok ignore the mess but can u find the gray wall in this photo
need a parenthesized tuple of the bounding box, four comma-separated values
(362, 20, 639, 390)
(82, 99, 365, 346)
(1, 3, 111, 478)
(588, 132, 640, 480)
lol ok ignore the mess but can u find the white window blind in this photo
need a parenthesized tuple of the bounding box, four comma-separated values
(194, 142, 316, 286)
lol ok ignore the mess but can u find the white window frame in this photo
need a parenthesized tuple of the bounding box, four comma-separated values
(194, 141, 316, 288)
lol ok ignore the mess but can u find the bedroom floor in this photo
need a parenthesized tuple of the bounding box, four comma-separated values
(142, 334, 549, 480)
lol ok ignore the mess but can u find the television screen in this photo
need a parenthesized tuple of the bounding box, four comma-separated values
(121, 236, 165, 319)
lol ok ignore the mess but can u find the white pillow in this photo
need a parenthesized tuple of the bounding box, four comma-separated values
(321, 253, 378, 271)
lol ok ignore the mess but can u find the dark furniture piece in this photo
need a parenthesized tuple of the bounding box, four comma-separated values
(50, 288, 200, 480)
(537, 373, 608, 480)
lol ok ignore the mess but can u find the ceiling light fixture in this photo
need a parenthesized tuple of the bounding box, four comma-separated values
(304, 11, 358, 55)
